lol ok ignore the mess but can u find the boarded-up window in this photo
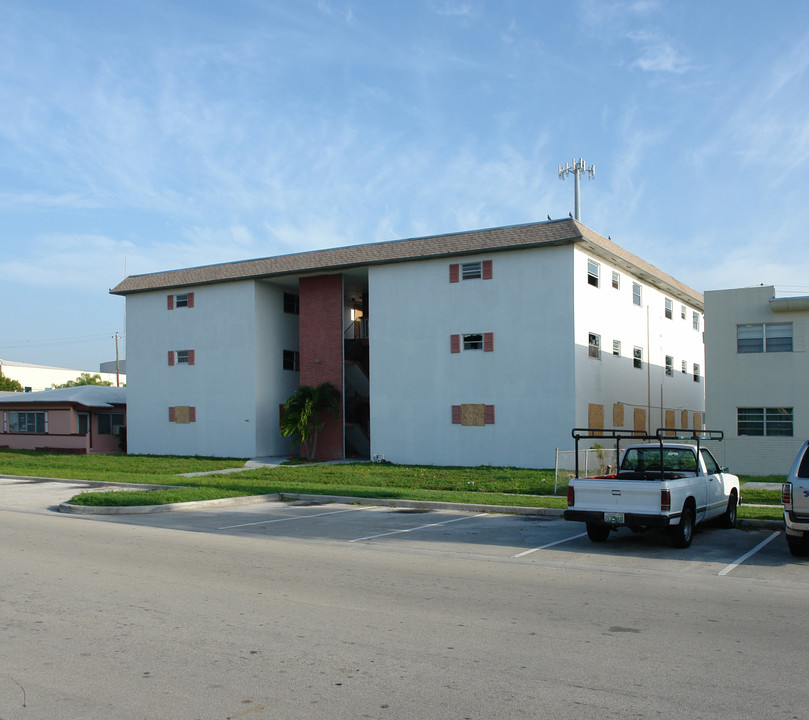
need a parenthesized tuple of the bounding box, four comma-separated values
(634, 408, 647, 433)
(169, 406, 196, 424)
(461, 404, 485, 426)
(681, 410, 689, 428)
(588, 403, 604, 431)
(613, 403, 624, 427)
(693, 412, 703, 431)
(174, 406, 191, 424)
(665, 410, 675, 429)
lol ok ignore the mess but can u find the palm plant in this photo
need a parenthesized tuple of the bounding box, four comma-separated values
(280, 382, 341, 460)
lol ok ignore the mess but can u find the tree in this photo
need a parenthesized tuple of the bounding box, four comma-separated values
(52, 373, 113, 388)
(280, 382, 341, 460)
(0, 370, 23, 392)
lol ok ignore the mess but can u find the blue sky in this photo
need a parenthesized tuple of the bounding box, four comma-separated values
(2, 0, 809, 370)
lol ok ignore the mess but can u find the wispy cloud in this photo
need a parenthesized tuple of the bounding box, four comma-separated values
(578, 0, 692, 76)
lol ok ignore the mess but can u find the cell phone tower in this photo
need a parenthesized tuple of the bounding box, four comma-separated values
(558, 158, 595, 222)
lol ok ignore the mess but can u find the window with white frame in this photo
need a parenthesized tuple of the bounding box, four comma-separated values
(681, 305, 686, 320)
(283, 292, 299, 315)
(612, 271, 620, 290)
(98, 413, 125, 435)
(693, 311, 700, 330)
(8, 411, 47, 433)
(461, 262, 482, 280)
(613, 340, 621, 357)
(737, 323, 792, 353)
(632, 282, 642, 306)
(693, 363, 701, 382)
(589, 333, 600, 359)
(665, 298, 673, 319)
(633, 346, 642, 369)
(738, 407, 793, 437)
(463, 333, 483, 350)
(665, 355, 673, 376)
(681, 360, 687, 374)
(587, 260, 600, 288)
(283, 350, 300, 371)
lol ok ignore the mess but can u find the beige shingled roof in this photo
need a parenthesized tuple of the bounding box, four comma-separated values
(110, 218, 703, 308)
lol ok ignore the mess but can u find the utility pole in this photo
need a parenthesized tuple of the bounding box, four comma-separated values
(558, 157, 595, 221)
(113, 332, 120, 387)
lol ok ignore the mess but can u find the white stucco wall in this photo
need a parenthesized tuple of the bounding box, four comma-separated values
(369, 246, 576, 468)
(705, 286, 809, 475)
(254, 281, 300, 456)
(127, 281, 261, 458)
(572, 248, 705, 437)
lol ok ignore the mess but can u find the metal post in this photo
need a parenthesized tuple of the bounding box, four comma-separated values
(558, 158, 595, 222)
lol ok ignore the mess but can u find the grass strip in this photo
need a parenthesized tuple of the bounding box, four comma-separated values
(0, 450, 784, 520)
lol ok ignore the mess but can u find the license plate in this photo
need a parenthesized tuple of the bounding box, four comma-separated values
(604, 512, 625, 524)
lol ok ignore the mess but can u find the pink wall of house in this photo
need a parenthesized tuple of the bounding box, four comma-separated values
(0, 406, 125, 454)
(299, 274, 344, 460)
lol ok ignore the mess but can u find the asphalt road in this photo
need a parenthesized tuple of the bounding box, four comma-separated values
(1, 478, 806, 720)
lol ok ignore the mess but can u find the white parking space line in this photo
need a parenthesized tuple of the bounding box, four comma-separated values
(349, 512, 489, 542)
(512, 532, 588, 558)
(717, 530, 782, 576)
(219, 505, 377, 530)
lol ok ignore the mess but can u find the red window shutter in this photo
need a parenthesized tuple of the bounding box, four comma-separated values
(168, 351, 175, 366)
(188, 349, 195, 365)
(187, 292, 195, 308)
(450, 334, 460, 353)
(449, 264, 459, 283)
(482, 260, 493, 279)
(168, 407, 176, 422)
(189, 407, 196, 423)
(167, 295, 174, 310)
(483, 332, 494, 352)
(451, 405, 462, 424)
(484, 405, 495, 424)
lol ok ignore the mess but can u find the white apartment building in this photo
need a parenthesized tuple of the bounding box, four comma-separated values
(111, 219, 705, 466)
(705, 285, 808, 475)
(0, 359, 124, 393)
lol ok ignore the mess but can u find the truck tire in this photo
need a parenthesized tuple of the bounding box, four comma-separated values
(671, 504, 694, 549)
(586, 522, 610, 542)
(719, 491, 738, 529)
(786, 533, 809, 557)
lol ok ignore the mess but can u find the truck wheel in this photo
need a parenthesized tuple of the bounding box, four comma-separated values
(786, 534, 809, 557)
(586, 522, 610, 542)
(719, 491, 737, 529)
(671, 505, 694, 549)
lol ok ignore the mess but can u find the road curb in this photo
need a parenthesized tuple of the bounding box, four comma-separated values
(3, 474, 783, 528)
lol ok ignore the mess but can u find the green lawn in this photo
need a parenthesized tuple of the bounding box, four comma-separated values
(0, 449, 784, 520)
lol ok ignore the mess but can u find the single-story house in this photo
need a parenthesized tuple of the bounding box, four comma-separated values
(0, 386, 126, 454)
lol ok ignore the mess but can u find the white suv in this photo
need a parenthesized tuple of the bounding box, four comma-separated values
(782, 439, 809, 557)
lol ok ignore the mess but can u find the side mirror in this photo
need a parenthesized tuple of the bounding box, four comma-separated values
(720, 466, 729, 473)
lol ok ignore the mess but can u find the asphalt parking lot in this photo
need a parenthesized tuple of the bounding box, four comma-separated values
(2, 476, 804, 584)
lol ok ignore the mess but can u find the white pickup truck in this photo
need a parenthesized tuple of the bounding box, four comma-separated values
(564, 429, 740, 548)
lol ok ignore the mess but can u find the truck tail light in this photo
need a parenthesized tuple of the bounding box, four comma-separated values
(782, 483, 792, 506)
(661, 489, 671, 512)
(567, 486, 575, 507)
